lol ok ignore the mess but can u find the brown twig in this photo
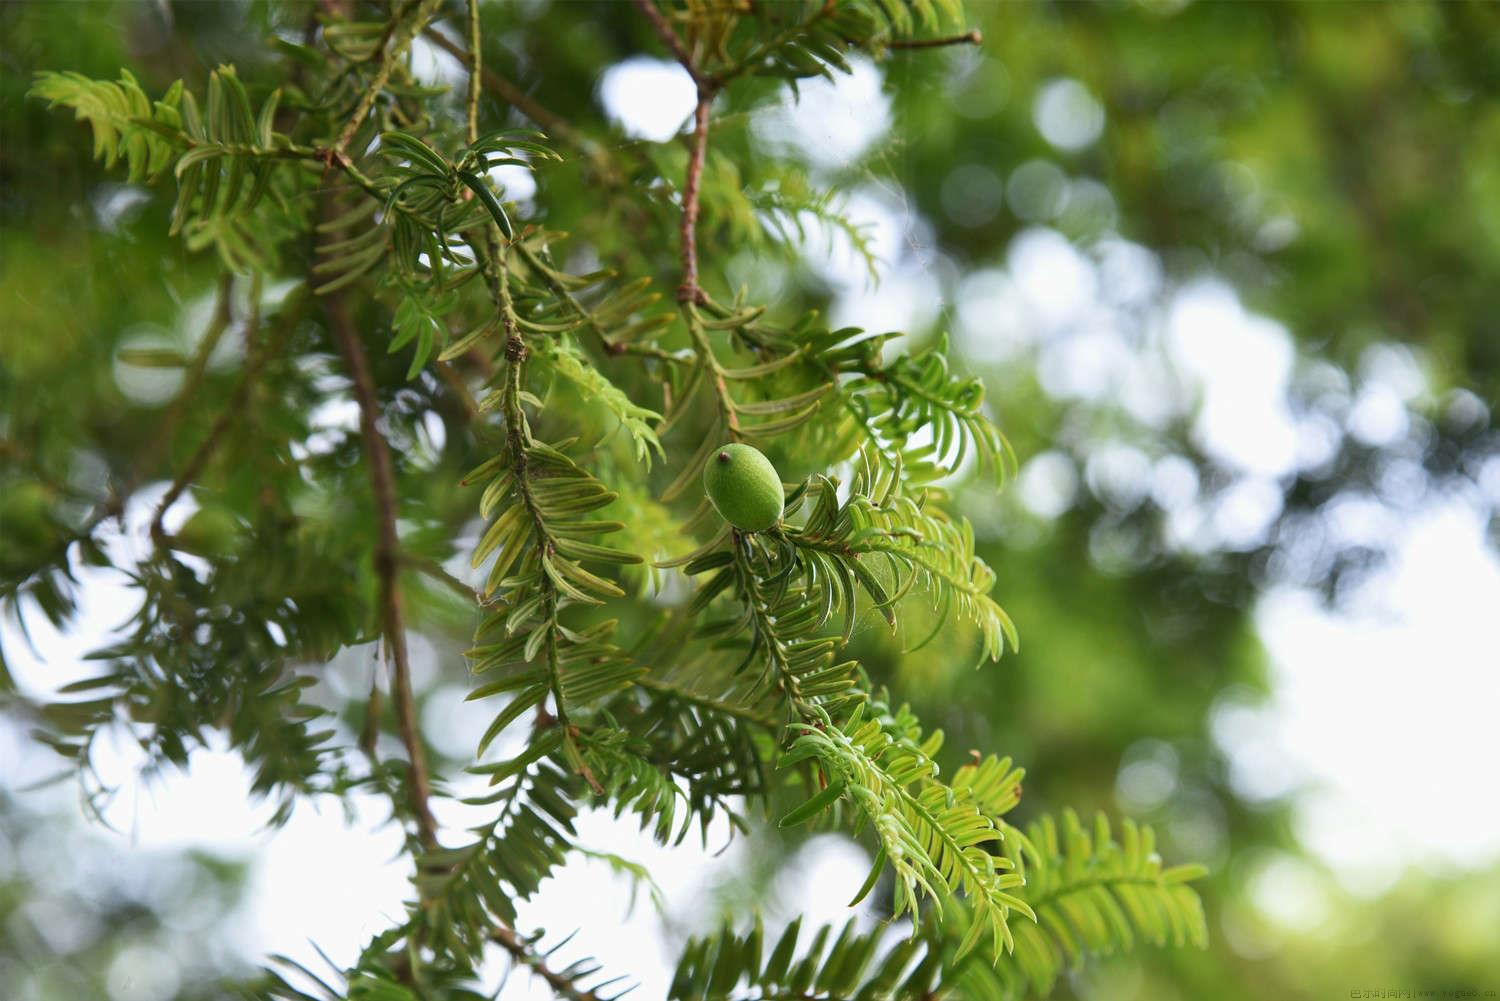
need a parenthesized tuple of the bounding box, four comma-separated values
(676, 93, 712, 305)
(630, 0, 716, 304)
(2, 277, 228, 549)
(0, 441, 97, 505)
(324, 295, 440, 850)
(887, 29, 982, 50)
(404, 554, 481, 602)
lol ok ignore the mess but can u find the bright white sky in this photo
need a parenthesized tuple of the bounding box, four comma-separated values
(4, 49, 1500, 1000)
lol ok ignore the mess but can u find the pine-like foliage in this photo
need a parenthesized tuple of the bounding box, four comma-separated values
(670, 812, 1207, 1001)
(777, 696, 1033, 960)
(15, 2, 1207, 999)
(30, 69, 183, 181)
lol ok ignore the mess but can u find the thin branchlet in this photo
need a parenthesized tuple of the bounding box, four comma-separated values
(888, 29, 983, 50)
(629, 0, 716, 306)
(631, 0, 708, 88)
(490, 927, 611, 1001)
(325, 293, 440, 850)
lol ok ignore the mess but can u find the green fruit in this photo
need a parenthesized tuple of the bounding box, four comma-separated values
(703, 443, 783, 532)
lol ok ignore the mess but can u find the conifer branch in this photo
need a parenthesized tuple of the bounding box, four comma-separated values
(511, 242, 626, 354)
(28, 6, 1217, 993)
(710, 1, 838, 87)
(474, 237, 607, 792)
(731, 535, 816, 718)
(324, 294, 440, 849)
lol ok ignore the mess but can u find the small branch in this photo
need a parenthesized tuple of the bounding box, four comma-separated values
(630, 0, 716, 305)
(634, 674, 781, 730)
(403, 554, 481, 603)
(887, 29, 982, 50)
(616, 342, 691, 366)
(677, 93, 711, 304)
(485, 247, 599, 793)
(458, 0, 515, 383)
(685, 306, 739, 437)
(489, 926, 612, 1001)
(1023, 871, 1176, 914)
(631, 0, 706, 87)
(0, 441, 105, 508)
(4, 270, 232, 538)
(324, 295, 440, 850)
(510, 242, 636, 358)
(732, 536, 815, 719)
(711, 1, 837, 87)
(498, 319, 568, 735)
(198, 140, 388, 199)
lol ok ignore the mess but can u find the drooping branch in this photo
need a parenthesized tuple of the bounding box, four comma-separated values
(323, 294, 440, 850)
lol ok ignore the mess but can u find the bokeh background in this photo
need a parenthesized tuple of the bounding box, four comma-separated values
(4, 2, 1500, 1000)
